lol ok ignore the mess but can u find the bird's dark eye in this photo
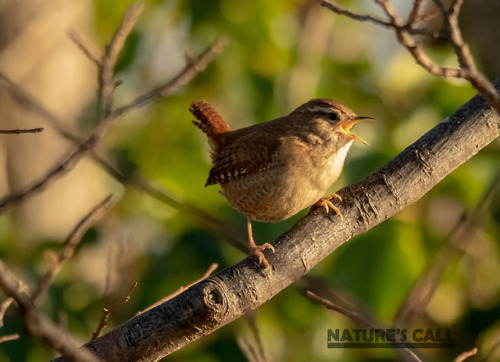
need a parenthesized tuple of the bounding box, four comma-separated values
(328, 112, 339, 121)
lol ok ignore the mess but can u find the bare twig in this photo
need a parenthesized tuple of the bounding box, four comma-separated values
(99, 2, 144, 117)
(136, 263, 218, 315)
(0, 260, 101, 361)
(0, 5, 141, 217)
(32, 195, 114, 302)
(306, 290, 377, 329)
(317, 0, 500, 113)
(0, 261, 32, 313)
(0, 73, 80, 142)
(245, 312, 267, 362)
(306, 291, 422, 362)
(112, 37, 228, 117)
(0, 334, 20, 344)
(317, 0, 391, 26)
(238, 314, 268, 362)
(0, 297, 14, 328)
(0, 18, 226, 217)
(92, 282, 138, 340)
(66, 28, 102, 66)
(406, 0, 424, 26)
(97, 158, 247, 251)
(0, 116, 111, 214)
(395, 170, 500, 326)
(317, 0, 443, 39)
(454, 347, 478, 362)
(0, 37, 227, 215)
(0, 128, 44, 134)
(238, 337, 260, 362)
(0, 71, 246, 252)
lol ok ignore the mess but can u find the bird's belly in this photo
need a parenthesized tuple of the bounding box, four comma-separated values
(220, 165, 333, 222)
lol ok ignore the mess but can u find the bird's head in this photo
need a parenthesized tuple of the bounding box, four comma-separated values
(292, 98, 373, 145)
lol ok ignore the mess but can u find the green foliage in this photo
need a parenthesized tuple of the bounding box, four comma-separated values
(1, 1, 499, 361)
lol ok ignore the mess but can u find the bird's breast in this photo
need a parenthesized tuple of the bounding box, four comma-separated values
(219, 139, 354, 222)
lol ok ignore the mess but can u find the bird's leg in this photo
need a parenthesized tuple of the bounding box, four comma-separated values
(247, 217, 275, 268)
(313, 193, 343, 221)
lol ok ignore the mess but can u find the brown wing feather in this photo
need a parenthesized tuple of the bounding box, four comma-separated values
(205, 131, 283, 186)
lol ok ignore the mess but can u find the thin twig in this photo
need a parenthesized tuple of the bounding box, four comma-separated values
(238, 336, 260, 362)
(92, 282, 138, 340)
(306, 290, 376, 328)
(66, 28, 102, 66)
(0, 334, 20, 344)
(0, 261, 32, 314)
(375, 0, 398, 23)
(245, 312, 267, 362)
(0, 38, 227, 216)
(0, 72, 246, 252)
(0, 73, 80, 142)
(0, 128, 44, 134)
(0, 117, 111, 214)
(32, 195, 114, 302)
(99, 2, 144, 118)
(317, 0, 391, 26)
(454, 347, 478, 362)
(317, 0, 500, 113)
(0, 260, 100, 361)
(0, 297, 14, 328)
(0, 4, 142, 215)
(136, 263, 218, 315)
(306, 290, 422, 362)
(406, 0, 424, 26)
(395, 169, 500, 325)
(113, 37, 228, 117)
(96, 156, 247, 251)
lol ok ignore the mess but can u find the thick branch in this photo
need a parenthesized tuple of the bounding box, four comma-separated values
(57, 79, 500, 361)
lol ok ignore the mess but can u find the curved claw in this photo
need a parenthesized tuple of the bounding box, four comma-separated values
(249, 243, 275, 269)
(313, 193, 344, 221)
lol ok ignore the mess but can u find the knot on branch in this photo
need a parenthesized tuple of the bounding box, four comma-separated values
(195, 278, 229, 328)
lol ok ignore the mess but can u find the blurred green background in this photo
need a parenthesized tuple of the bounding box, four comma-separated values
(0, 0, 499, 361)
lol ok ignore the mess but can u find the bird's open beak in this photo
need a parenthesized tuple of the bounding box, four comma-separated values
(341, 116, 373, 146)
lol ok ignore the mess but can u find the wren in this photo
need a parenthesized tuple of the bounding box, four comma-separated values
(190, 98, 372, 268)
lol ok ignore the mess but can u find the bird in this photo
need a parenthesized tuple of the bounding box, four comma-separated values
(190, 98, 372, 268)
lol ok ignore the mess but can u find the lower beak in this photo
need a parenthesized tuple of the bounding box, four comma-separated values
(341, 116, 373, 146)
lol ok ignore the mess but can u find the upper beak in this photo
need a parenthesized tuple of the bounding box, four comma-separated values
(341, 116, 374, 146)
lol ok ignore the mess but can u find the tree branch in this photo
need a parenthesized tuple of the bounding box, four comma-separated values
(55, 78, 500, 361)
(0, 260, 101, 362)
(99, 3, 143, 118)
(0, 128, 43, 134)
(317, 0, 500, 114)
(32, 195, 114, 302)
(0, 38, 227, 215)
(0, 70, 246, 251)
(111, 37, 228, 117)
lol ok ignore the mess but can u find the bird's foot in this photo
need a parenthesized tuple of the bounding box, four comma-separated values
(313, 194, 343, 221)
(249, 243, 275, 269)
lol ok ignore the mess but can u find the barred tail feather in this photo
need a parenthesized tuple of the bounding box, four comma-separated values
(190, 100, 230, 135)
(190, 100, 231, 160)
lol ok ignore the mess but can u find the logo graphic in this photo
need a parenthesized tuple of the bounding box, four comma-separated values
(327, 328, 456, 348)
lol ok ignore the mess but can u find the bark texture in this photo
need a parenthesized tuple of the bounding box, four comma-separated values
(56, 79, 500, 361)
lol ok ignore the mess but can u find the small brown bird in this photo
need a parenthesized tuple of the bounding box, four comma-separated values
(190, 99, 372, 268)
